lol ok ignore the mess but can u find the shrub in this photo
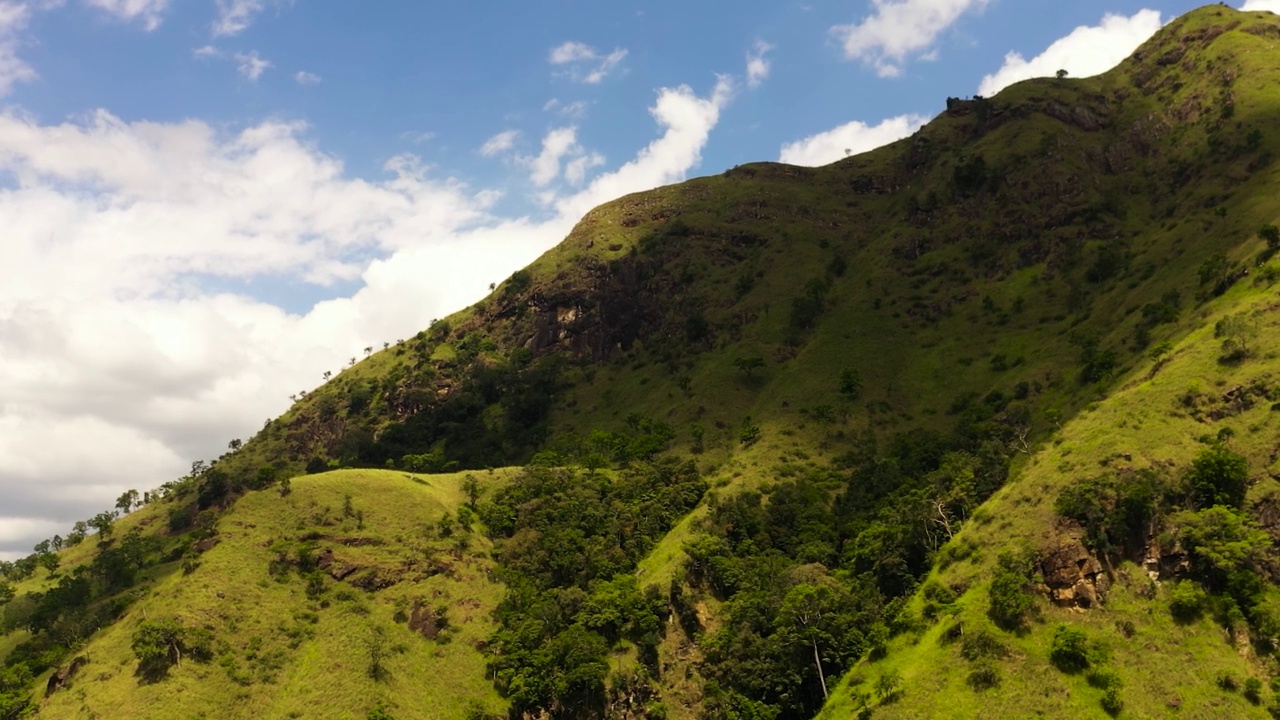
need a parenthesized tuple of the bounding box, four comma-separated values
(1049, 625, 1092, 673)
(1101, 686, 1123, 716)
(988, 552, 1035, 630)
(960, 628, 1007, 661)
(1187, 444, 1249, 509)
(966, 661, 1000, 691)
(1244, 677, 1263, 704)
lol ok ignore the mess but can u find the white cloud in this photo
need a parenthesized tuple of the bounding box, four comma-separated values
(0, 2, 26, 33)
(0, 1, 35, 97)
(1242, 0, 1280, 12)
(549, 41, 596, 64)
(779, 113, 929, 166)
(527, 127, 579, 186)
(401, 130, 435, 145)
(832, 0, 991, 77)
(234, 50, 271, 80)
(560, 100, 588, 118)
(563, 152, 605, 185)
(0, 75, 734, 558)
(479, 129, 519, 157)
(977, 10, 1164, 96)
(294, 70, 321, 85)
(193, 44, 222, 59)
(554, 75, 734, 218)
(85, 0, 170, 31)
(746, 40, 773, 88)
(213, 0, 283, 37)
(549, 41, 628, 84)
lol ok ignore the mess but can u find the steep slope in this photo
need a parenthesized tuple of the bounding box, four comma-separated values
(9, 469, 515, 720)
(5, 4, 1280, 719)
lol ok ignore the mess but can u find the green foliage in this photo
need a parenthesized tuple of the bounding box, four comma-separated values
(1259, 224, 1280, 251)
(1186, 444, 1250, 509)
(1175, 506, 1269, 598)
(132, 618, 214, 680)
(1049, 625, 1096, 674)
(1214, 313, 1260, 364)
(733, 356, 765, 379)
(966, 661, 1001, 691)
(988, 551, 1035, 631)
(1055, 470, 1163, 554)
(1169, 580, 1209, 623)
(839, 369, 863, 401)
(788, 277, 831, 340)
(484, 460, 704, 716)
(1245, 677, 1264, 704)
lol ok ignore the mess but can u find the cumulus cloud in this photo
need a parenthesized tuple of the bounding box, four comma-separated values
(0, 76, 734, 559)
(234, 50, 271, 80)
(0, 1, 35, 96)
(977, 10, 1164, 96)
(527, 127, 579, 186)
(746, 40, 772, 88)
(479, 129, 519, 157)
(85, 0, 170, 30)
(294, 70, 321, 85)
(832, 0, 991, 77)
(549, 41, 628, 84)
(1242, 0, 1280, 12)
(779, 113, 930, 166)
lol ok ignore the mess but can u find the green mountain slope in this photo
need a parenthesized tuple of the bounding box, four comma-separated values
(5, 4, 1280, 719)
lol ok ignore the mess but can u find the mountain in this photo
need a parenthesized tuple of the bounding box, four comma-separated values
(5, 5, 1280, 719)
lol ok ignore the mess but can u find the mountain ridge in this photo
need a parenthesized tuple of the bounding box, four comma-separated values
(4, 4, 1280, 719)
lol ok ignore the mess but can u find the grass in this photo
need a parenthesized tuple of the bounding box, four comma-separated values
(8, 6, 1280, 718)
(29, 468, 516, 720)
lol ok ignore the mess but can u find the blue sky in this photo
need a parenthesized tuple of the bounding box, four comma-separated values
(4, 0, 1213, 206)
(0, 0, 1276, 557)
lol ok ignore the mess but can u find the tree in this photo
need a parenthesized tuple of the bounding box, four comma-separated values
(116, 489, 139, 515)
(1215, 313, 1260, 363)
(776, 583, 846, 699)
(1187, 444, 1249, 509)
(988, 551, 1035, 629)
(66, 521, 88, 546)
(839, 368, 863, 401)
(364, 346, 373, 356)
(132, 618, 213, 680)
(1259, 224, 1280, 251)
(462, 474, 481, 510)
(733, 356, 765, 379)
(1056, 68, 1069, 79)
(88, 511, 116, 538)
(323, 370, 332, 380)
(366, 625, 389, 681)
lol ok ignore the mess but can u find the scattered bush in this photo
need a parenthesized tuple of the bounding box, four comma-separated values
(1049, 625, 1093, 674)
(1101, 685, 1123, 716)
(988, 552, 1036, 630)
(1244, 677, 1263, 704)
(966, 661, 1000, 691)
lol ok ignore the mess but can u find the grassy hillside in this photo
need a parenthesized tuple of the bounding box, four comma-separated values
(5, 4, 1280, 719)
(6, 469, 516, 720)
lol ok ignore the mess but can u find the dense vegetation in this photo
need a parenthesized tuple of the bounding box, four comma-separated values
(4, 6, 1280, 719)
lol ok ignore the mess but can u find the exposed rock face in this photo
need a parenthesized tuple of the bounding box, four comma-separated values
(1039, 523, 1110, 608)
(45, 656, 89, 696)
(408, 600, 443, 640)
